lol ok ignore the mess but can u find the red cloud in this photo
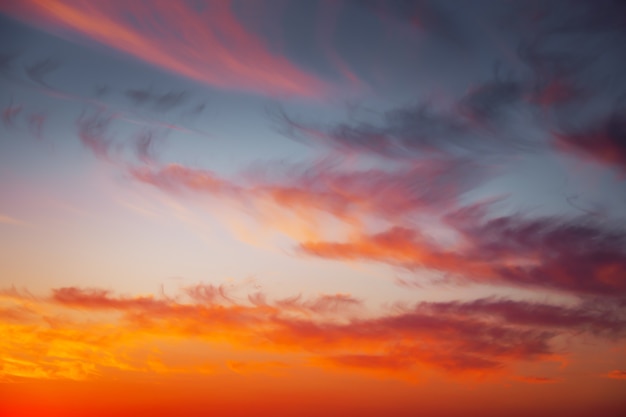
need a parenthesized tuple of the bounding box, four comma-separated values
(1, 0, 329, 98)
(298, 225, 483, 277)
(554, 113, 626, 174)
(515, 375, 561, 384)
(419, 298, 626, 337)
(450, 210, 626, 297)
(299, 206, 626, 298)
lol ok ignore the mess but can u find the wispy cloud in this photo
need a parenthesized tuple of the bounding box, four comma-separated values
(514, 375, 561, 384)
(0, 0, 331, 98)
(605, 370, 626, 380)
(130, 155, 484, 221)
(300, 209, 626, 298)
(0, 213, 29, 227)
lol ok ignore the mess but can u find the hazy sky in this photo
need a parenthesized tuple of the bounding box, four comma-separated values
(1, 1, 625, 416)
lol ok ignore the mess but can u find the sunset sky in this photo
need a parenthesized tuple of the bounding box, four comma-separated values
(1, 1, 625, 416)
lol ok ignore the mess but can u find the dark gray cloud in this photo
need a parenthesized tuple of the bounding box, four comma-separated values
(24, 57, 59, 88)
(277, 0, 626, 175)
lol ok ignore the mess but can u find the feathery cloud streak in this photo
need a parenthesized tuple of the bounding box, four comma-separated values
(0, 0, 330, 97)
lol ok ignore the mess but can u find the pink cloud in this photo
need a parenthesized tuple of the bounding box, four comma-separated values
(0, 0, 330, 98)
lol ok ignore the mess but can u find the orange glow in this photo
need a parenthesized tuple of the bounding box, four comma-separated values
(1, 283, 624, 415)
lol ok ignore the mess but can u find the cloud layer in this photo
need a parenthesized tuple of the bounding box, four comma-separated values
(2, 284, 624, 383)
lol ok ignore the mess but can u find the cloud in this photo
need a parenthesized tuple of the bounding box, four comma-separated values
(52, 287, 166, 311)
(3, 1, 625, 390)
(227, 360, 289, 375)
(2, 101, 22, 129)
(0, 304, 38, 323)
(0, 54, 212, 151)
(459, 76, 523, 126)
(76, 111, 120, 161)
(267, 306, 558, 374)
(417, 298, 626, 338)
(24, 57, 59, 88)
(0, 0, 330, 97)
(129, 163, 242, 197)
(298, 225, 487, 280)
(319, 353, 416, 372)
(514, 375, 561, 384)
(268, 293, 362, 315)
(605, 370, 626, 380)
(126, 145, 625, 302)
(75, 111, 171, 164)
(131, 130, 160, 164)
(515, 0, 626, 172)
(131, 155, 486, 229)
(276, 99, 530, 160)
(184, 283, 237, 305)
(299, 209, 626, 298)
(451, 210, 626, 297)
(1, 97, 46, 138)
(8, 284, 624, 382)
(274, 0, 626, 176)
(555, 111, 626, 173)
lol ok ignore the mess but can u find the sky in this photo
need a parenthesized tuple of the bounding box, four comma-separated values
(0, 0, 625, 416)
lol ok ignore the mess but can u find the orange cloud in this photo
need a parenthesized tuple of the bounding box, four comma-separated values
(0, 0, 329, 98)
(514, 375, 561, 384)
(227, 360, 288, 375)
(1, 285, 591, 384)
(605, 370, 626, 380)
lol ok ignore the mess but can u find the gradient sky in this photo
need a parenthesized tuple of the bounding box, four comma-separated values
(1, 1, 626, 416)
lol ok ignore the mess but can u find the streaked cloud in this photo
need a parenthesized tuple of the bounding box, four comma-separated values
(300, 210, 626, 298)
(0, 0, 331, 97)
